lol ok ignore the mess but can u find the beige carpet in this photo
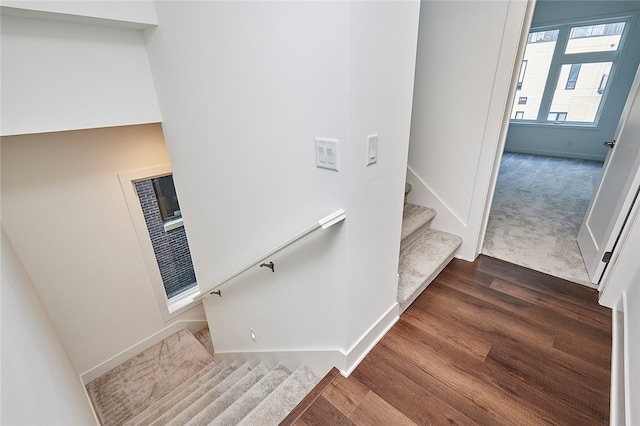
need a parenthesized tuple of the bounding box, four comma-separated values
(482, 153, 603, 288)
(193, 326, 214, 355)
(86, 329, 214, 426)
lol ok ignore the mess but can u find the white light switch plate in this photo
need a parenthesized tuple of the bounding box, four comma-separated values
(367, 134, 378, 166)
(316, 138, 338, 171)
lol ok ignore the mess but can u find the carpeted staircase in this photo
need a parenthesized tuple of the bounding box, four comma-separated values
(399, 183, 462, 312)
(86, 329, 320, 426)
(87, 187, 460, 425)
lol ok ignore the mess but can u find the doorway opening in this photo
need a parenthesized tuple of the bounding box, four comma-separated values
(482, 5, 639, 287)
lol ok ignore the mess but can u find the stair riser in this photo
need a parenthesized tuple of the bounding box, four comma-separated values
(399, 250, 458, 313)
(400, 220, 433, 253)
(398, 228, 462, 312)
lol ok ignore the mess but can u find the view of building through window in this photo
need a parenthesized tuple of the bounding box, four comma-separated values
(511, 20, 626, 124)
(135, 175, 197, 299)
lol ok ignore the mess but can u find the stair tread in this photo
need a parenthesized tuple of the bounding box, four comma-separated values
(398, 228, 462, 307)
(212, 364, 292, 425)
(151, 362, 253, 426)
(401, 203, 437, 252)
(180, 364, 269, 426)
(238, 365, 320, 426)
(125, 360, 234, 426)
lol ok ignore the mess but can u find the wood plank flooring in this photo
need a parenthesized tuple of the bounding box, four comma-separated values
(283, 255, 612, 425)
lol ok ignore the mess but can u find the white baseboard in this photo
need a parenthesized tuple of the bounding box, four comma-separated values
(78, 373, 101, 425)
(81, 301, 399, 385)
(504, 147, 606, 162)
(80, 320, 208, 384)
(610, 302, 626, 426)
(339, 302, 399, 377)
(216, 303, 400, 380)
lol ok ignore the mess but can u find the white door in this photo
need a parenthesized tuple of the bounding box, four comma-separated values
(578, 65, 640, 285)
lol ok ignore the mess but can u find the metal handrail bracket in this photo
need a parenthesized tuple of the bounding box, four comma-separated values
(195, 208, 346, 301)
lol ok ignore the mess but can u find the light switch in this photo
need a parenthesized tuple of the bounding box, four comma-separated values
(316, 138, 338, 171)
(367, 134, 378, 166)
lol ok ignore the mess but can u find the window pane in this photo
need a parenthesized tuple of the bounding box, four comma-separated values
(549, 62, 613, 123)
(548, 112, 567, 122)
(510, 29, 559, 121)
(528, 30, 559, 44)
(152, 175, 182, 221)
(565, 22, 625, 54)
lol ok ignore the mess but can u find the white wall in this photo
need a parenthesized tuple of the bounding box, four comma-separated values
(345, 0, 420, 349)
(144, 1, 420, 372)
(0, 0, 158, 28)
(505, 1, 640, 161)
(1, 228, 97, 425)
(0, 14, 161, 136)
(145, 1, 349, 359)
(407, 0, 531, 260)
(1, 124, 206, 378)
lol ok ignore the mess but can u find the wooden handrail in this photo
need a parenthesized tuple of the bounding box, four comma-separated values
(194, 209, 346, 301)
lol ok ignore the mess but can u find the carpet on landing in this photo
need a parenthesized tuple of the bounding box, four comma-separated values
(86, 329, 214, 426)
(482, 152, 603, 288)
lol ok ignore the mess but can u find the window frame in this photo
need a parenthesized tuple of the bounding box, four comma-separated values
(510, 15, 631, 128)
(118, 165, 201, 322)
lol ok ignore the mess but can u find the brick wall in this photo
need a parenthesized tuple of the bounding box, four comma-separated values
(135, 179, 197, 299)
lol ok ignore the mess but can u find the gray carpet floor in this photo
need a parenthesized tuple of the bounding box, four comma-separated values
(482, 152, 603, 288)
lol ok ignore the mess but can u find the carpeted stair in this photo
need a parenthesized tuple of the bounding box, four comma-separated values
(399, 183, 462, 312)
(86, 329, 320, 426)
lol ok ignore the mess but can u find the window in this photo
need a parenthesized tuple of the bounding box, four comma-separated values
(565, 64, 581, 90)
(135, 175, 196, 300)
(547, 112, 567, 122)
(598, 73, 609, 94)
(528, 29, 559, 44)
(119, 166, 200, 321)
(510, 18, 628, 125)
(550, 62, 612, 122)
(517, 60, 528, 90)
(566, 22, 625, 54)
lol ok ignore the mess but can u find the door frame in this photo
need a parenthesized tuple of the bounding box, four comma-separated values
(474, 0, 537, 257)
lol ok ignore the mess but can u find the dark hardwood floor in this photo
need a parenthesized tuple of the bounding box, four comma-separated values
(283, 255, 612, 425)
